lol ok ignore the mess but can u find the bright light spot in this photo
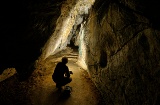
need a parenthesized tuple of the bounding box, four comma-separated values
(77, 23, 88, 70)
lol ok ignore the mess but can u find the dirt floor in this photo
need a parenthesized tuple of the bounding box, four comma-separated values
(0, 47, 105, 105)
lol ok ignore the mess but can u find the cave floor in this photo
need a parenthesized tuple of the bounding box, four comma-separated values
(0, 47, 104, 105)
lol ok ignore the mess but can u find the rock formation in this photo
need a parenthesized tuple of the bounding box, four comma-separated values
(0, 0, 160, 104)
(83, 0, 160, 104)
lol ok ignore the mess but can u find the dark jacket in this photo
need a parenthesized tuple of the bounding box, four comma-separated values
(52, 62, 70, 82)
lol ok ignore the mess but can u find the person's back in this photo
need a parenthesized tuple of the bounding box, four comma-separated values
(52, 57, 72, 90)
(53, 62, 70, 82)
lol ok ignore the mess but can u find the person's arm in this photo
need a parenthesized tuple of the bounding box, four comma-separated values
(65, 66, 70, 78)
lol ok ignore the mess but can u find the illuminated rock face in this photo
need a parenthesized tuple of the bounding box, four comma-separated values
(41, 0, 95, 59)
(83, 0, 160, 104)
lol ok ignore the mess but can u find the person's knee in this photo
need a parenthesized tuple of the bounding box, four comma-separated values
(65, 77, 72, 83)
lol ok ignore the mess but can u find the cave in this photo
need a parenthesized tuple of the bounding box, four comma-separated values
(0, 0, 160, 104)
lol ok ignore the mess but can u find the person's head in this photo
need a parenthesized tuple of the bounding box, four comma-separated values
(62, 57, 68, 64)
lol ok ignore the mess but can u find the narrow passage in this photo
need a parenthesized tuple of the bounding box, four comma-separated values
(0, 47, 104, 105)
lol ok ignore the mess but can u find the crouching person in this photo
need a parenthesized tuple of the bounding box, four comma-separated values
(52, 57, 72, 90)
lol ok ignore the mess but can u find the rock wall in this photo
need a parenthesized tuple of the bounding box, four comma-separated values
(41, 0, 95, 59)
(0, 0, 63, 79)
(84, 0, 160, 104)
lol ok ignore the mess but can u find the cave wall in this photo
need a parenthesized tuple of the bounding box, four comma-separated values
(0, 0, 63, 79)
(84, 0, 160, 104)
(41, 0, 94, 59)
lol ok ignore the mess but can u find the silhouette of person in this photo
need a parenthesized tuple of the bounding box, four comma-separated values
(52, 57, 72, 90)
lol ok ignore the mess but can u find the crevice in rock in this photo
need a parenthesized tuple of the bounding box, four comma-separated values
(111, 27, 149, 57)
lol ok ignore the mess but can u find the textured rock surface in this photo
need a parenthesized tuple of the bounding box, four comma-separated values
(82, 0, 160, 104)
(41, 0, 95, 59)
